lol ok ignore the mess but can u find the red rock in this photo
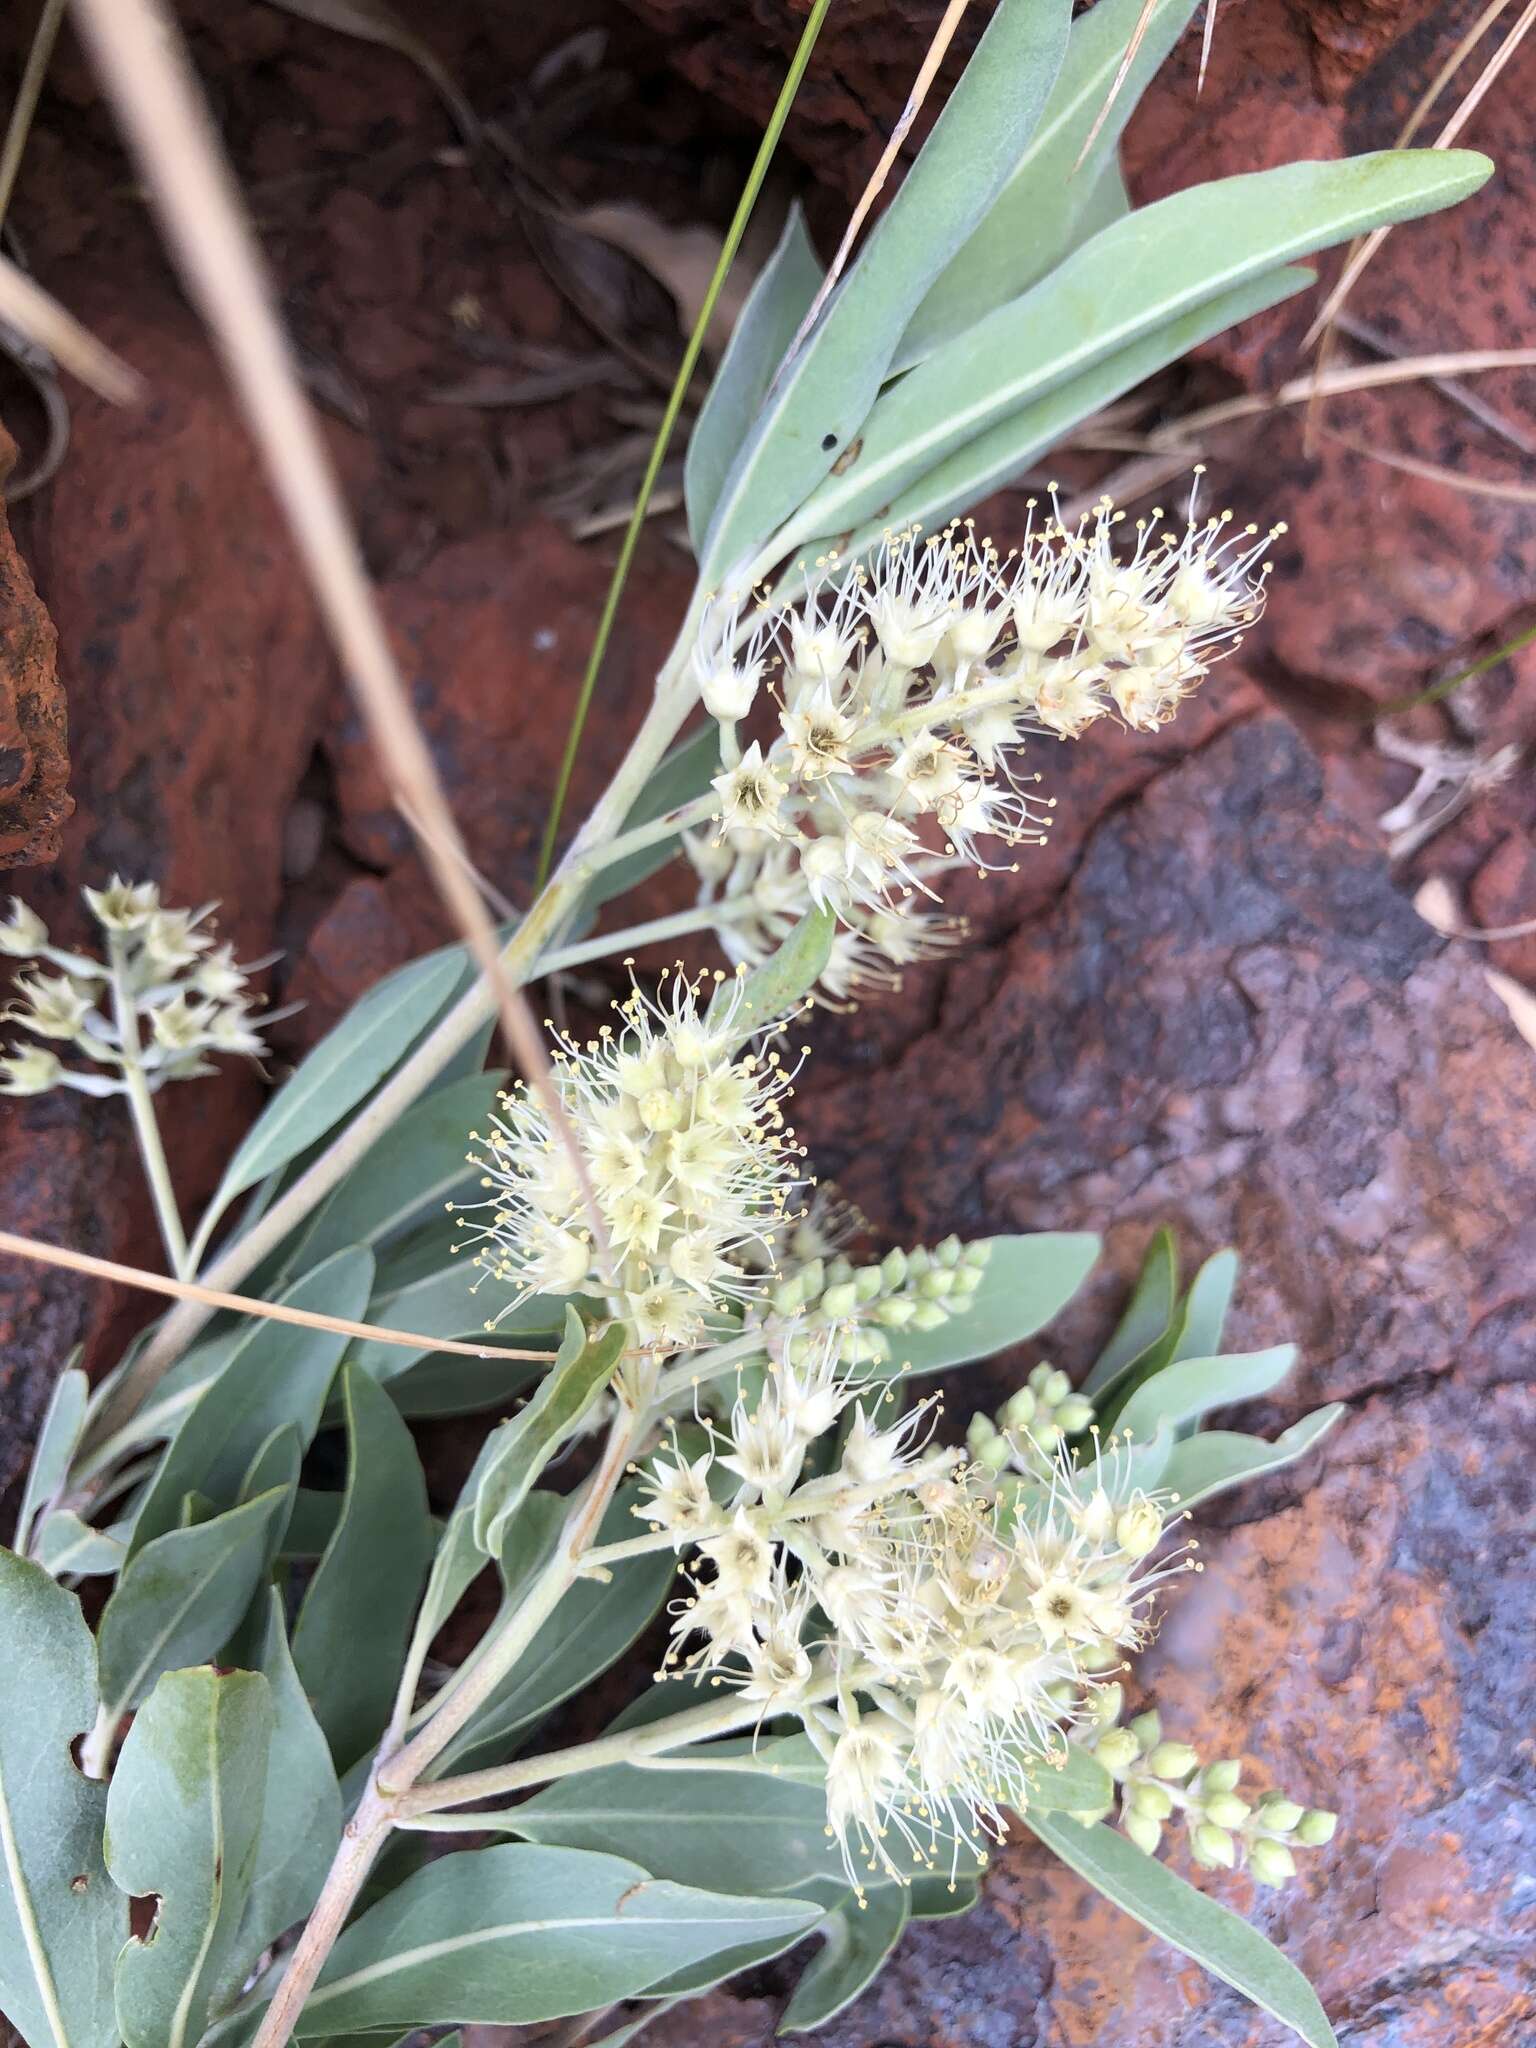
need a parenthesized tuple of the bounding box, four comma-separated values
(0, 425, 70, 865)
(1468, 829, 1536, 984)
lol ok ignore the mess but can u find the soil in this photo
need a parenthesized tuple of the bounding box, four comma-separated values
(0, 1, 1533, 2043)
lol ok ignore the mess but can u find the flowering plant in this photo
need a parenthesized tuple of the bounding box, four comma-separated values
(0, 2, 1490, 2047)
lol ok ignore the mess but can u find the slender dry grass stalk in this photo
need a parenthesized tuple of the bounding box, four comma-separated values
(0, 0, 68, 228)
(0, 1228, 551, 1360)
(777, 0, 972, 374)
(0, 250, 142, 402)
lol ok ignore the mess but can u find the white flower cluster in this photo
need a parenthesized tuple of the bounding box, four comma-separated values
(688, 484, 1276, 1002)
(0, 880, 278, 1098)
(456, 970, 804, 1352)
(640, 1344, 1191, 1892)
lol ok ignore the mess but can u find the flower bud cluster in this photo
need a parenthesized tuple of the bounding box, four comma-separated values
(764, 1234, 991, 1371)
(1084, 1708, 1337, 1886)
(967, 1361, 1096, 1478)
(456, 968, 805, 1352)
(686, 483, 1276, 1002)
(638, 1343, 1195, 1894)
(0, 880, 277, 1098)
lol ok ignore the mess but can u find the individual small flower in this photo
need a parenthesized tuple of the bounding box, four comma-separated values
(712, 743, 789, 837)
(634, 1444, 719, 1545)
(695, 591, 772, 725)
(84, 876, 161, 931)
(781, 684, 861, 782)
(4, 970, 95, 1041)
(0, 1044, 63, 1094)
(0, 898, 48, 957)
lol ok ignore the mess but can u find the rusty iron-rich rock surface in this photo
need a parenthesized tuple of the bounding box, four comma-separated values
(0, 425, 69, 867)
(1, 0, 1534, 2040)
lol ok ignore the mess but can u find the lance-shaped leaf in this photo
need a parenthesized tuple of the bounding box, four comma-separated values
(781, 150, 1492, 551)
(199, 947, 464, 1239)
(96, 1489, 290, 1728)
(685, 204, 822, 553)
(779, 1883, 909, 2033)
(345, 1229, 565, 1387)
(1084, 1229, 1179, 1395)
(267, 1844, 820, 2034)
(698, 0, 1072, 579)
(285, 1071, 507, 1276)
(1170, 1249, 1239, 1369)
(292, 1367, 433, 1771)
(709, 905, 834, 1036)
(15, 1366, 88, 1556)
(472, 1311, 627, 1558)
(1157, 1405, 1346, 1511)
(1109, 1346, 1297, 1443)
(1024, 1812, 1337, 2048)
(130, 1248, 374, 1555)
(33, 1513, 129, 1581)
(883, 1233, 1100, 1377)
(104, 1668, 273, 2048)
(223, 1593, 342, 2001)
(891, 0, 1202, 371)
(0, 1550, 126, 2048)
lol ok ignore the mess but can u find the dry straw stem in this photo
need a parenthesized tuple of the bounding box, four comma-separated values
(0, 1228, 552, 1361)
(0, 250, 142, 403)
(776, 0, 973, 376)
(1300, 0, 1536, 352)
(0, 0, 69, 228)
(1321, 428, 1536, 504)
(67, 0, 620, 1427)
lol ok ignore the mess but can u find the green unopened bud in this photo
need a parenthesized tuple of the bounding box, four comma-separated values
(820, 1280, 859, 1319)
(1027, 1360, 1053, 1395)
(918, 1266, 956, 1301)
(1201, 1759, 1243, 1795)
(953, 1262, 983, 1295)
(1248, 1837, 1297, 1888)
(1044, 1680, 1078, 1710)
(906, 1248, 932, 1280)
(936, 1234, 962, 1268)
(1031, 1419, 1062, 1454)
(1000, 1388, 1037, 1430)
(1202, 1793, 1251, 1830)
(1295, 1809, 1338, 1847)
(1257, 1796, 1304, 1834)
(1077, 1642, 1123, 1674)
(1115, 1500, 1164, 1559)
(1093, 1728, 1140, 1775)
(855, 1265, 884, 1303)
(873, 1297, 916, 1329)
(880, 1247, 908, 1290)
(843, 1329, 889, 1365)
(1130, 1780, 1173, 1821)
(909, 1303, 949, 1331)
(1054, 1394, 1095, 1435)
(799, 1257, 825, 1300)
(1192, 1824, 1236, 1869)
(787, 1334, 814, 1366)
(976, 1433, 1010, 1474)
(1148, 1742, 1199, 1782)
(1129, 1711, 1162, 1752)
(1040, 1367, 1072, 1407)
(964, 1240, 990, 1269)
(1123, 1810, 1163, 1856)
(772, 1275, 805, 1315)
(967, 1412, 997, 1449)
(1091, 1682, 1124, 1727)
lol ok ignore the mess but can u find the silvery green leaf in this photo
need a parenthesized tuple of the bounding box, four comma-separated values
(224, 1593, 342, 1999)
(1157, 1405, 1345, 1510)
(686, 203, 822, 553)
(710, 905, 834, 1035)
(129, 1248, 374, 1555)
(698, 0, 1073, 580)
(784, 150, 1492, 549)
(284, 1071, 506, 1276)
(346, 1231, 565, 1386)
(383, 1350, 543, 1420)
(33, 1511, 128, 1580)
(435, 1492, 674, 1776)
(200, 947, 465, 1238)
(262, 1844, 820, 2034)
(1022, 1743, 1114, 1812)
(96, 1489, 290, 1726)
(790, 267, 1308, 580)
(104, 1667, 273, 2048)
(472, 1311, 627, 1558)
(1024, 1812, 1336, 2047)
(1170, 1250, 1239, 1367)
(1084, 1229, 1178, 1396)
(237, 1425, 304, 1584)
(891, 0, 1201, 371)
(582, 723, 722, 914)
(1111, 1346, 1298, 1443)
(886, 1233, 1100, 1377)
(908, 1873, 981, 1918)
(779, 1884, 908, 2033)
(15, 1364, 87, 1554)
(0, 1550, 126, 2048)
(279, 1488, 343, 1560)
(292, 1366, 433, 1772)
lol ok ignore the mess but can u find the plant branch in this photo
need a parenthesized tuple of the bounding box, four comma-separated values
(0, 0, 68, 230)
(538, 899, 750, 978)
(107, 939, 191, 1279)
(247, 1785, 393, 2048)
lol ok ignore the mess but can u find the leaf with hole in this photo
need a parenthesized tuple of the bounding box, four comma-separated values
(891, 0, 1202, 371)
(264, 1844, 820, 2034)
(698, 0, 1073, 579)
(104, 1667, 272, 2048)
(95, 1488, 291, 1728)
(0, 1549, 126, 2048)
(292, 1366, 434, 1772)
(128, 1248, 374, 1557)
(783, 151, 1493, 550)
(1024, 1812, 1336, 2047)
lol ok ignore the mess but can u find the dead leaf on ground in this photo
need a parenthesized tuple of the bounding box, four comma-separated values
(259, 0, 479, 146)
(562, 202, 752, 357)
